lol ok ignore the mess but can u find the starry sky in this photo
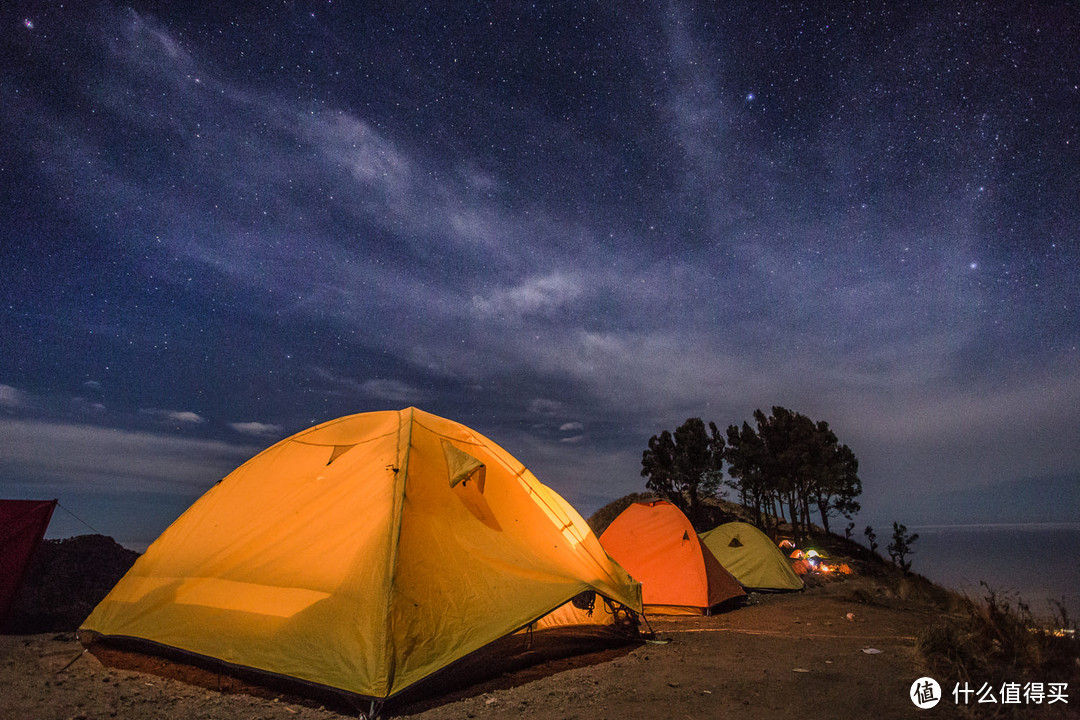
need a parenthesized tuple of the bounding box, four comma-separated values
(2, 1, 1078, 549)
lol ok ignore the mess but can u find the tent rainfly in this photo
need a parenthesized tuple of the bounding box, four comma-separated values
(698, 522, 804, 592)
(79, 408, 642, 703)
(599, 500, 746, 615)
(0, 499, 57, 627)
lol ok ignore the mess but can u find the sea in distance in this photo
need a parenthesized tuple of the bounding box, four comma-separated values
(908, 523, 1080, 622)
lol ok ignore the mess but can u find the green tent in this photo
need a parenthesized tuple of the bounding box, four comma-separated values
(699, 522, 803, 592)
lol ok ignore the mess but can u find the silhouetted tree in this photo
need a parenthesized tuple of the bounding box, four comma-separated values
(641, 417, 725, 525)
(724, 406, 862, 543)
(809, 428, 862, 534)
(723, 421, 770, 528)
(887, 521, 919, 574)
(864, 525, 878, 554)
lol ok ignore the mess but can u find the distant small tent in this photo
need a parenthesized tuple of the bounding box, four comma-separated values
(80, 408, 641, 704)
(599, 501, 745, 615)
(0, 499, 57, 627)
(698, 522, 803, 592)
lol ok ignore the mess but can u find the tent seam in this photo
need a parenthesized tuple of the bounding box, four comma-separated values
(379, 407, 414, 696)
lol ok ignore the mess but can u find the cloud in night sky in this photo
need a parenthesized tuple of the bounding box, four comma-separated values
(0, 419, 256, 495)
(139, 408, 206, 425)
(0, 384, 28, 409)
(1, 2, 1078, 546)
(227, 421, 283, 438)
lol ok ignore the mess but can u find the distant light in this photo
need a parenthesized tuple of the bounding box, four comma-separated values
(746, 92, 755, 102)
(24, 18, 34, 29)
(969, 262, 978, 270)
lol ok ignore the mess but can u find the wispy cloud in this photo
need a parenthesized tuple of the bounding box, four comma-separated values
(140, 408, 206, 424)
(71, 397, 107, 415)
(360, 379, 422, 404)
(311, 367, 424, 406)
(529, 399, 565, 417)
(0, 419, 257, 494)
(471, 272, 584, 319)
(228, 422, 284, 437)
(28, 7, 574, 339)
(0, 384, 28, 409)
(306, 111, 415, 211)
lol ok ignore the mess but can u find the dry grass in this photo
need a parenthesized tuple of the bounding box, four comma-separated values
(917, 583, 1078, 717)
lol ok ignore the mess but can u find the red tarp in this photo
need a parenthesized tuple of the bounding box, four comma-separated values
(0, 499, 57, 624)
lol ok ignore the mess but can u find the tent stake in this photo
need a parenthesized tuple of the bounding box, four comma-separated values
(56, 648, 87, 674)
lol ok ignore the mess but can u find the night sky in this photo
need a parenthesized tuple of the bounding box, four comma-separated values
(2, 2, 1078, 549)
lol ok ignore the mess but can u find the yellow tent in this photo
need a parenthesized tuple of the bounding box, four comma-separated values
(79, 408, 641, 701)
(698, 522, 803, 592)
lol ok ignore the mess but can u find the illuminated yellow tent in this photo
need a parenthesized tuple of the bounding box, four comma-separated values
(79, 408, 641, 702)
(698, 522, 803, 592)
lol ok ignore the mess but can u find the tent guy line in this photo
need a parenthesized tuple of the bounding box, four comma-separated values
(56, 502, 103, 536)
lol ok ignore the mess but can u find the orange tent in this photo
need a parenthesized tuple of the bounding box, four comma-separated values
(599, 501, 745, 615)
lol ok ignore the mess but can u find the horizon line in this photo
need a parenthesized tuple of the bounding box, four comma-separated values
(909, 521, 1080, 531)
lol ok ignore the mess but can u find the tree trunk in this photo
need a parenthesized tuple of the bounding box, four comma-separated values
(801, 493, 812, 537)
(785, 491, 800, 542)
(817, 495, 831, 534)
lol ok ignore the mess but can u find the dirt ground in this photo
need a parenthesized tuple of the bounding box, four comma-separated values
(3, 577, 1076, 720)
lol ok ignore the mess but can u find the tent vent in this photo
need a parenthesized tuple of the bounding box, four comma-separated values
(728, 537, 743, 547)
(682, 530, 690, 542)
(442, 441, 486, 493)
(326, 444, 356, 465)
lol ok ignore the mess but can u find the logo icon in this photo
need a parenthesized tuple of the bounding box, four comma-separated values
(911, 677, 942, 709)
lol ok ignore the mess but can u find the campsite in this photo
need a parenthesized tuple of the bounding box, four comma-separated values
(6, 530, 1076, 719)
(4, 571, 954, 720)
(6, 0, 1080, 715)
(3, 410, 1077, 719)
